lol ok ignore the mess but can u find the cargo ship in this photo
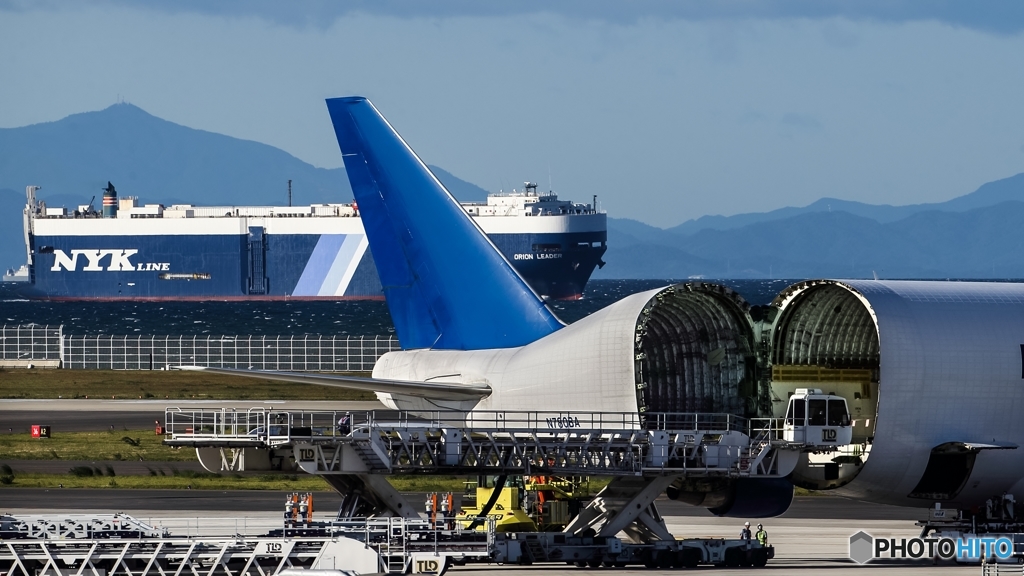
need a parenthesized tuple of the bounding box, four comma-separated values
(12, 182, 606, 301)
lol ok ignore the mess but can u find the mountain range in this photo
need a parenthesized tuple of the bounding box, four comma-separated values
(603, 173, 1024, 279)
(3, 104, 1024, 280)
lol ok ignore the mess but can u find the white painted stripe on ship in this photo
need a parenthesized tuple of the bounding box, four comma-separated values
(33, 219, 248, 236)
(292, 235, 343, 296)
(263, 218, 364, 235)
(472, 213, 606, 234)
(319, 234, 366, 296)
(334, 234, 369, 296)
(32, 213, 604, 236)
(33, 217, 366, 236)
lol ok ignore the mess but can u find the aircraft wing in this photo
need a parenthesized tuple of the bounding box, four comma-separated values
(175, 366, 491, 401)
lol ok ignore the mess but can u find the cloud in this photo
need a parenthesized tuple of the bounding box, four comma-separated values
(5, 0, 1024, 34)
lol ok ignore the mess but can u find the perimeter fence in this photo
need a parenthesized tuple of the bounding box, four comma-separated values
(0, 325, 399, 371)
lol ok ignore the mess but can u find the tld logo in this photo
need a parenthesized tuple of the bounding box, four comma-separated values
(49, 249, 168, 272)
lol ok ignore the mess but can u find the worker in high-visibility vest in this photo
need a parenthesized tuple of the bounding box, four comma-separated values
(755, 523, 768, 546)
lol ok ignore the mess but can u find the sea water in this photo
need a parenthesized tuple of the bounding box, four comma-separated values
(0, 279, 813, 336)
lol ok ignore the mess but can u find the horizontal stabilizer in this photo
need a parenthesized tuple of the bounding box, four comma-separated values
(934, 441, 1018, 453)
(175, 366, 491, 401)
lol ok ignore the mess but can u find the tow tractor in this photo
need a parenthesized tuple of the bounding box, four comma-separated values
(918, 494, 1024, 566)
(458, 475, 594, 532)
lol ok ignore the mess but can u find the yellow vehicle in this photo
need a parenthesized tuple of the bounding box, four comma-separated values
(457, 475, 595, 532)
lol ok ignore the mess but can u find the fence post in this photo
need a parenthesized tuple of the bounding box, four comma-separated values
(59, 325, 65, 368)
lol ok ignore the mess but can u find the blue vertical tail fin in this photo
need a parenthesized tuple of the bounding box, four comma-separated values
(326, 97, 563, 350)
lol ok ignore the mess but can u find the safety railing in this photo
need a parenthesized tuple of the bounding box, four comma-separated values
(0, 513, 497, 544)
(1, 325, 400, 371)
(982, 559, 1024, 575)
(162, 408, 790, 477)
(63, 333, 399, 371)
(164, 408, 753, 445)
(0, 324, 62, 363)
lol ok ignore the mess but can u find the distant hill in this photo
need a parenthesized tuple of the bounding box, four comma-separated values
(668, 173, 1024, 236)
(598, 200, 1024, 279)
(593, 171, 1024, 279)
(429, 165, 490, 202)
(0, 105, 492, 270)
(0, 104, 352, 208)
(0, 188, 24, 272)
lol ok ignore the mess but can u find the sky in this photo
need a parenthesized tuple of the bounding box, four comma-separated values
(1, 1, 1023, 228)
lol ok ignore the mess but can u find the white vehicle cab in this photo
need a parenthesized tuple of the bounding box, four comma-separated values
(783, 388, 853, 447)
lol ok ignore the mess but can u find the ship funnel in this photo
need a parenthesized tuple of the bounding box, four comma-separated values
(102, 181, 118, 218)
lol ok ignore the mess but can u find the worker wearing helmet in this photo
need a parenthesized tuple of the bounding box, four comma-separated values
(740, 521, 751, 540)
(755, 523, 768, 546)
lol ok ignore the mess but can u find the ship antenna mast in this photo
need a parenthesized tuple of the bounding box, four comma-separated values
(288, 179, 292, 207)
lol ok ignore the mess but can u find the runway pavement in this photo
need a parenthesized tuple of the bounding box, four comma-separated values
(0, 399, 387, 433)
(0, 489, 921, 520)
(0, 491, 975, 575)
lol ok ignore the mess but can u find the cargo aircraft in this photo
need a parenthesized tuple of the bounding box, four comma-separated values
(192, 97, 1024, 522)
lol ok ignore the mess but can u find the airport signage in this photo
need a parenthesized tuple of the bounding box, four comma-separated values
(849, 530, 1013, 563)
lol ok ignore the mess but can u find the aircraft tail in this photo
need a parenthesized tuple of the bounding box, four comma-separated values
(326, 97, 563, 350)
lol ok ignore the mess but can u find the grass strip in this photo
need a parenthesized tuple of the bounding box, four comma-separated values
(0, 472, 331, 490)
(0, 430, 193, 461)
(0, 369, 375, 400)
(0, 471, 469, 492)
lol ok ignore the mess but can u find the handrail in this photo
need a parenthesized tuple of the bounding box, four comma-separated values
(164, 408, 754, 441)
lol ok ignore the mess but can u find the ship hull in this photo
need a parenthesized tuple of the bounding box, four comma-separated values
(22, 215, 605, 301)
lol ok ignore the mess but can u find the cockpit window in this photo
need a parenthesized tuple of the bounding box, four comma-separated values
(809, 399, 827, 426)
(786, 397, 805, 426)
(828, 399, 849, 426)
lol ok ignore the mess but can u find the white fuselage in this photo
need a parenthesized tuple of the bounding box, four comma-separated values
(372, 280, 1024, 510)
